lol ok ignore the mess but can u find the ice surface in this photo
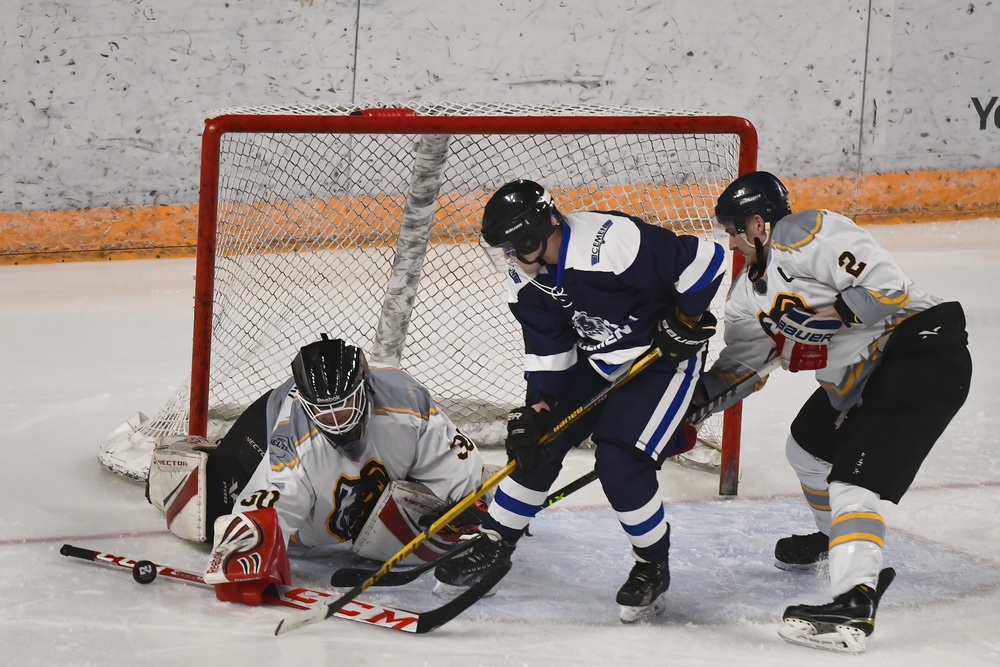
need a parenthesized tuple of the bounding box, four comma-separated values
(1, 220, 998, 666)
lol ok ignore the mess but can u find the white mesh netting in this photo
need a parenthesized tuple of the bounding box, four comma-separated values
(99, 101, 751, 482)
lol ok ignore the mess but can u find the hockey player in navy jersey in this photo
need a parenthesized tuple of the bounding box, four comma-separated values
(697, 172, 972, 653)
(433, 179, 726, 622)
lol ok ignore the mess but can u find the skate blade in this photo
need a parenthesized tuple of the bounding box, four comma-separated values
(772, 556, 828, 572)
(619, 594, 666, 624)
(432, 579, 498, 599)
(778, 619, 867, 654)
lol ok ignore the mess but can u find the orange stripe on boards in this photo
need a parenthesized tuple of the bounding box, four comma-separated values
(3, 167, 999, 265)
(790, 167, 1000, 224)
(0, 204, 198, 264)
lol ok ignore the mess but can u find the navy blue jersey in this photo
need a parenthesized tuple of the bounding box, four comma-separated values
(504, 210, 726, 406)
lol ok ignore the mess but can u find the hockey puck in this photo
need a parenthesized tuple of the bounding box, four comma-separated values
(132, 560, 158, 584)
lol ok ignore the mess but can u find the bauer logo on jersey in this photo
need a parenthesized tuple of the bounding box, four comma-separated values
(590, 220, 613, 265)
(775, 315, 836, 343)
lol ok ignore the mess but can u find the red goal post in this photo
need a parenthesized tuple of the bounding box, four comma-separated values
(103, 102, 757, 495)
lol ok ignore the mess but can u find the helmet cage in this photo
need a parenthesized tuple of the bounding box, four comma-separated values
(299, 381, 369, 444)
(290, 336, 370, 449)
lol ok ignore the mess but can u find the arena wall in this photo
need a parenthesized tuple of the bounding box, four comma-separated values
(2, 1, 998, 263)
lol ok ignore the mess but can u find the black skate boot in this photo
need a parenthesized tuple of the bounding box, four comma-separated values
(774, 531, 828, 571)
(616, 557, 670, 623)
(778, 567, 896, 654)
(434, 528, 514, 589)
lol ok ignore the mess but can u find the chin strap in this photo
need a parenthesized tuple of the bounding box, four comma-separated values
(745, 231, 770, 295)
(515, 236, 549, 267)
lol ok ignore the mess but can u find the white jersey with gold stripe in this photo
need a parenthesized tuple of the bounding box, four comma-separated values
(232, 365, 483, 551)
(712, 209, 940, 410)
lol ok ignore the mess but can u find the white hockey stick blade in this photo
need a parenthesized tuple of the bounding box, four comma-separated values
(267, 587, 420, 631)
(274, 604, 331, 635)
(778, 619, 867, 655)
(430, 579, 498, 599)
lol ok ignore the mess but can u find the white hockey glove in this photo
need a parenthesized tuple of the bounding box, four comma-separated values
(204, 508, 290, 605)
(774, 308, 842, 372)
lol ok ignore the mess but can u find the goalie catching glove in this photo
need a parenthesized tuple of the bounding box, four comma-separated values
(204, 508, 290, 605)
(655, 309, 717, 362)
(773, 308, 842, 372)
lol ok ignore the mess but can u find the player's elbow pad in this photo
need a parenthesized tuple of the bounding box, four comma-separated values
(834, 293, 863, 327)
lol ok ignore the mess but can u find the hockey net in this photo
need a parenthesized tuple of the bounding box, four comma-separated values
(98, 101, 757, 494)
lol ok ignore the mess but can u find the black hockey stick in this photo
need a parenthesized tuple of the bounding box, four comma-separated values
(275, 346, 664, 636)
(328, 354, 775, 591)
(330, 533, 483, 588)
(685, 355, 781, 425)
(329, 469, 600, 588)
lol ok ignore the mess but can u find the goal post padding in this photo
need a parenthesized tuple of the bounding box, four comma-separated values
(102, 102, 757, 495)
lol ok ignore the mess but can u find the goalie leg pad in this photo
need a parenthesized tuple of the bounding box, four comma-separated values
(147, 435, 217, 543)
(205, 508, 290, 606)
(353, 481, 462, 564)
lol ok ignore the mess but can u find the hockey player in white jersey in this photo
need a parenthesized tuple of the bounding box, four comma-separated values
(434, 179, 725, 622)
(697, 172, 972, 653)
(147, 336, 488, 606)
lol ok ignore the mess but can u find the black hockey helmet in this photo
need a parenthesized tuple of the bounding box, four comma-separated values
(481, 179, 560, 257)
(291, 336, 370, 448)
(715, 171, 792, 232)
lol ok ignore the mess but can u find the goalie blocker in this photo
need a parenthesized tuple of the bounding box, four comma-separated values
(147, 434, 493, 564)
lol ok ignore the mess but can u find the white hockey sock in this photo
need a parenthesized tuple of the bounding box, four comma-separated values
(786, 434, 833, 535)
(828, 482, 884, 596)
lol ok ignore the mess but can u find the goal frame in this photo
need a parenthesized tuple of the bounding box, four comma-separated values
(193, 109, 758, 495)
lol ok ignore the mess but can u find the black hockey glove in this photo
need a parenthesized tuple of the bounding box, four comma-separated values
(505, 406, 552, 472)
(655, 309, 717, 362)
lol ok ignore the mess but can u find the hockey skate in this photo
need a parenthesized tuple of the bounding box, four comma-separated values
(778, 567, 895, 654)
(774, 531, 829, 571)
(616, 557, 670, 623)
(432, 528, 514, 597)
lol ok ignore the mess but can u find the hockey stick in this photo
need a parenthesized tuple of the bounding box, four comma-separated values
(330, 533, 482, 588)
(684, 355, 781, 425)
(328, 354, 777, 591)
(329, 468, 600, 588)
(59, 543, 502, 634)
(275, 346, 664, 636)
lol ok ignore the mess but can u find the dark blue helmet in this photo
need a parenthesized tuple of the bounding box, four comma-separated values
(481, 179, 560, 256)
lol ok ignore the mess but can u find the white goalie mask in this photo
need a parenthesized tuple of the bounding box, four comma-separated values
(291, 336, 371, 453)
